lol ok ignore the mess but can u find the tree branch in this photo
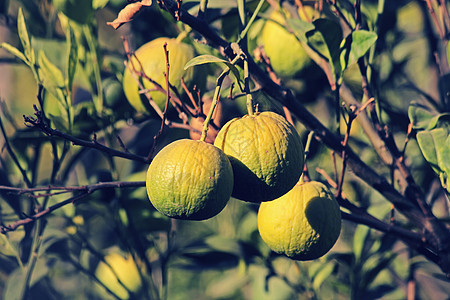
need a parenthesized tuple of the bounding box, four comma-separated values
(0, 181, 146, 233)
(157, 0, 450, 275)
(23, 106, 150, 164)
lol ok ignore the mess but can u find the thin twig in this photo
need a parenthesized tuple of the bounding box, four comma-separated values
(0, 181, 145, 233)
(1, 192, 90, 233)
(148, 42, 171, 161)
(0, 113, 32, 187)
(23, 106, 150, 164)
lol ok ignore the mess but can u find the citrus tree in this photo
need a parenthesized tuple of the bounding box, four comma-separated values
(0, 0, 449, 299)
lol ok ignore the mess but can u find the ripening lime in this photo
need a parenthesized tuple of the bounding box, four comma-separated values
(123, 37, 198, 113)
(146, 139, 233, 220)
(258, 180, 341, 260)
(214, 111, 304, 202)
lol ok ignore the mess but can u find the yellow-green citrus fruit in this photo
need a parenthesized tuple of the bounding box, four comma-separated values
(261, 12, 310, 77)
(258, 181, 341, 260)
(214, 112, 304, 202)
(123, 37, 197, 113)
(146, 139, 233, 220)
(95, 253, 142, 299)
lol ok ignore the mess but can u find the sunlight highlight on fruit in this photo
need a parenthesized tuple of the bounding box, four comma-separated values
(214, 112, 304, 202)
(258, 180, 341, 260)
(146, 139, 233, 220)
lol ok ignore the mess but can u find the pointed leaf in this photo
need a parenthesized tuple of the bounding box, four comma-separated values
(417, 128, 450, 193)
(0, 43, 28, 64)
(353, 225, 371, 262)
(65, 22, 78, 92)
(340, 30, 377, 71)
(417, 129, 445, 172)
(408, 102, 438, 130)
(184, 54, 241, 83)
(307, 18, 343, 75)
(38, 50, 65, 89)
(17, 7, 35, 65)
(312, 262, 336, 291)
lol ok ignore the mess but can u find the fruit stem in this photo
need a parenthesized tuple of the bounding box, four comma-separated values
(244, 58, 255, 116)
(304, 131, 315, 161)
(200, 52, 243, 141)
(200, 69, 229, 142)
(176, 27, 191, 43)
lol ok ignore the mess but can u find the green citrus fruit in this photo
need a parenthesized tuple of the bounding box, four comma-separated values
(123, 37, 197, 113)
(257, 180, 341, 260)
(214, 111, 304, 202)
(95, 253, 142, 299)
(146, 139, 233, 220)
(260, 11, 311, 77)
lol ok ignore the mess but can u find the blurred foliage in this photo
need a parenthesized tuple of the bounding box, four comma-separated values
(0, 0, 449, 299)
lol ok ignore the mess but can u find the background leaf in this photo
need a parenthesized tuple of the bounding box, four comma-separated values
(340, 30, 377, 72)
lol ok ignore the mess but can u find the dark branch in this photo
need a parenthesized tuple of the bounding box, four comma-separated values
(23, 106, 150, 164)
(0, 181, 146, 233)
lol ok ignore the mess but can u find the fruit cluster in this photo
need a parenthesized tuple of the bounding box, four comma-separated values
(124, 37, 341, 262)
(146, 111, 341, 261)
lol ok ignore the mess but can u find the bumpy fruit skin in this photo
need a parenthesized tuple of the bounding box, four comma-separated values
(146, 139, 233, 220)
(123, 38, 196, 113)
(257, 181, 341, 260)
(261, 12, 310, 77)
(214, 112, 304, 202)
(95, 253, 142, 299)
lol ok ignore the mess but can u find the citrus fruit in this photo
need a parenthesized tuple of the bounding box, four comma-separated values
(146, 139, 233, 220)
(123, 37, 198, 113)
(214, 111, 304, 202)
(260, 11, 311, 78)
(257, 180, 341, 260)
(95, 253, 142, 299)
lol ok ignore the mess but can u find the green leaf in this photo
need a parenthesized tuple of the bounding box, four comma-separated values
(361, 252, 397, 288)
(38, 50, 65, 89)
(0, 233, 23, 264)
(184, 54, 241, 83)
(353, 225, 371, 262)
(0, 43, 28, 64)
(4, 258, 49, 300)
(286, 18, 315, 44)
(417, 128, 450, 192)
(65, 23, 78, 92)
(17, 7, 35, 65)
(312, 262, 336, 291)
(408, 102, 438, 130)
(307, 18, 343, 75)
(340, 30, 377, 71)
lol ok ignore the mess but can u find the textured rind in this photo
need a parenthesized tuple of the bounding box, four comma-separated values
(123, 38, 196, 113)
(214, 111, 304, 202)
(146, 139, 233, 220)
(257, 181, 341, 260)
